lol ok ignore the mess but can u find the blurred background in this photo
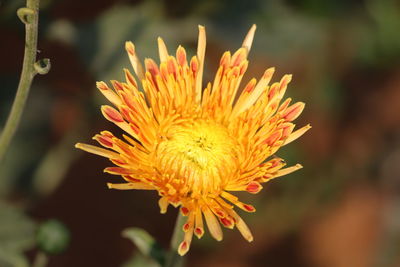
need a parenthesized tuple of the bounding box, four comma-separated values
(1, 0, 400, 266)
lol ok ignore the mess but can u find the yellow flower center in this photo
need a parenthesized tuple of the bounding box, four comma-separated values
(155, 119, 239, 198)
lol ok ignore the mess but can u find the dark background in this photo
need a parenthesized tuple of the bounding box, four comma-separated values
(1, 0, 400, 266)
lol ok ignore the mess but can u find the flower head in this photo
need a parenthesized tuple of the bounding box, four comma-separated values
(76, 25, 310, 256)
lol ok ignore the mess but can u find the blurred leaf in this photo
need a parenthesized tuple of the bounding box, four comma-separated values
(122, 227, 165, 266)
(0, 202, 36, 266)
(78, 3, 157, 82)
(359, 0, 400, 65)
(0, 85, 52, 197)
(121, 253, 161, 267)
(36, 219, 70, 255)
(33, 129, 82, 196)
(0, 248, 29, 267)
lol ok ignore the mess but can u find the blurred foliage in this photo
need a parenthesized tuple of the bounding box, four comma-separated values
(0, 202, 36, 267)
(122, 253, 161, 267)
(122, 227, 165, 266)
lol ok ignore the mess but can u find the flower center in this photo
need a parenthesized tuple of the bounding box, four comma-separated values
(155, 120, 239, 198)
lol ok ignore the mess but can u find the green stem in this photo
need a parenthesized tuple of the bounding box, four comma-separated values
(32, 251, 48, 267)
(0, 0, 44, 162)
(164, 212, 185, 267)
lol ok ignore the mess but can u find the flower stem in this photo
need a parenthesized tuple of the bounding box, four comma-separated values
(164, 212, 185, 267)
(32, 251, 48, 267)
(0, 0, 48, 162)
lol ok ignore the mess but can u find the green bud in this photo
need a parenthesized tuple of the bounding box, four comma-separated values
(36, 219, 70, 255)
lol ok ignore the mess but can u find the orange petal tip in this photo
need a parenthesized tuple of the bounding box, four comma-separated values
(194, 227, 204, 238)
(220, 217, 234, 229)
(94, 135, 113, 148)
(181, 207, 189, 216)
(176, 46, 187, 66)
(178, 241, 189, 256)
(101, 106, 124, 123)
(183, 223, 190, 232)
(246, 181, 263, 194)
(243, 204, 256, 212)
(96, 81, 108, 90)
(282, 102, 305, 121)
(125, 41, 135, 55)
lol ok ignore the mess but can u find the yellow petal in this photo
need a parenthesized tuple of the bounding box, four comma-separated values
(75, 143, 119, 159)
(195, 25, 206, 103)
(96, 81, 122, 107)
(274, 164, 303, 178)
(232, 67, 275, 117)
(203, 206, 223, 241)
(125, 41, 145, 81)
(107, 182, 154, 190)
(283, 124, 311, 145)
(241, 24, 257, 53)
(157, 37, 169, 62)
(158, 196, 169, 214)
(194, 206, 204, 239)
(231, 210, 253, 242)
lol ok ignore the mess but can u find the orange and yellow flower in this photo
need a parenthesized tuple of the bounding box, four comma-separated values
(76, 25, 310, 256)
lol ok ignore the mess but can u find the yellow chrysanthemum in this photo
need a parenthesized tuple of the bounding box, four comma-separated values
(76, 25, 310, 256)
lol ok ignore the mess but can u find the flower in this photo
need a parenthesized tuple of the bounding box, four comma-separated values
(75, 25, 310, 256)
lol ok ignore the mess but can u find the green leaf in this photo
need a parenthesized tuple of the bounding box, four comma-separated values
(0, 202, 36, 266)
(122, 227, 165, 266)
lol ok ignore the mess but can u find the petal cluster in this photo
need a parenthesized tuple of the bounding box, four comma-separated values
(76, 25, 310, 256)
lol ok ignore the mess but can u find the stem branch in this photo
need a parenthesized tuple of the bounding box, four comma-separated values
(0, 0, 44, 162)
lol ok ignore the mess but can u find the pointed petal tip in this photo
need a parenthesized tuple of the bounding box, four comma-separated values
(283, 124, 311, 145)
(178, 241, 189, 256)
(157, 37, 169, 62)
(125, 41, 135, 54)
(263, 67, 275, 78)
(101, 105, 124, 123)
(242, 24, 257, 52)
(96, 81, 107, 90)
(194, 227, 204, 239)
